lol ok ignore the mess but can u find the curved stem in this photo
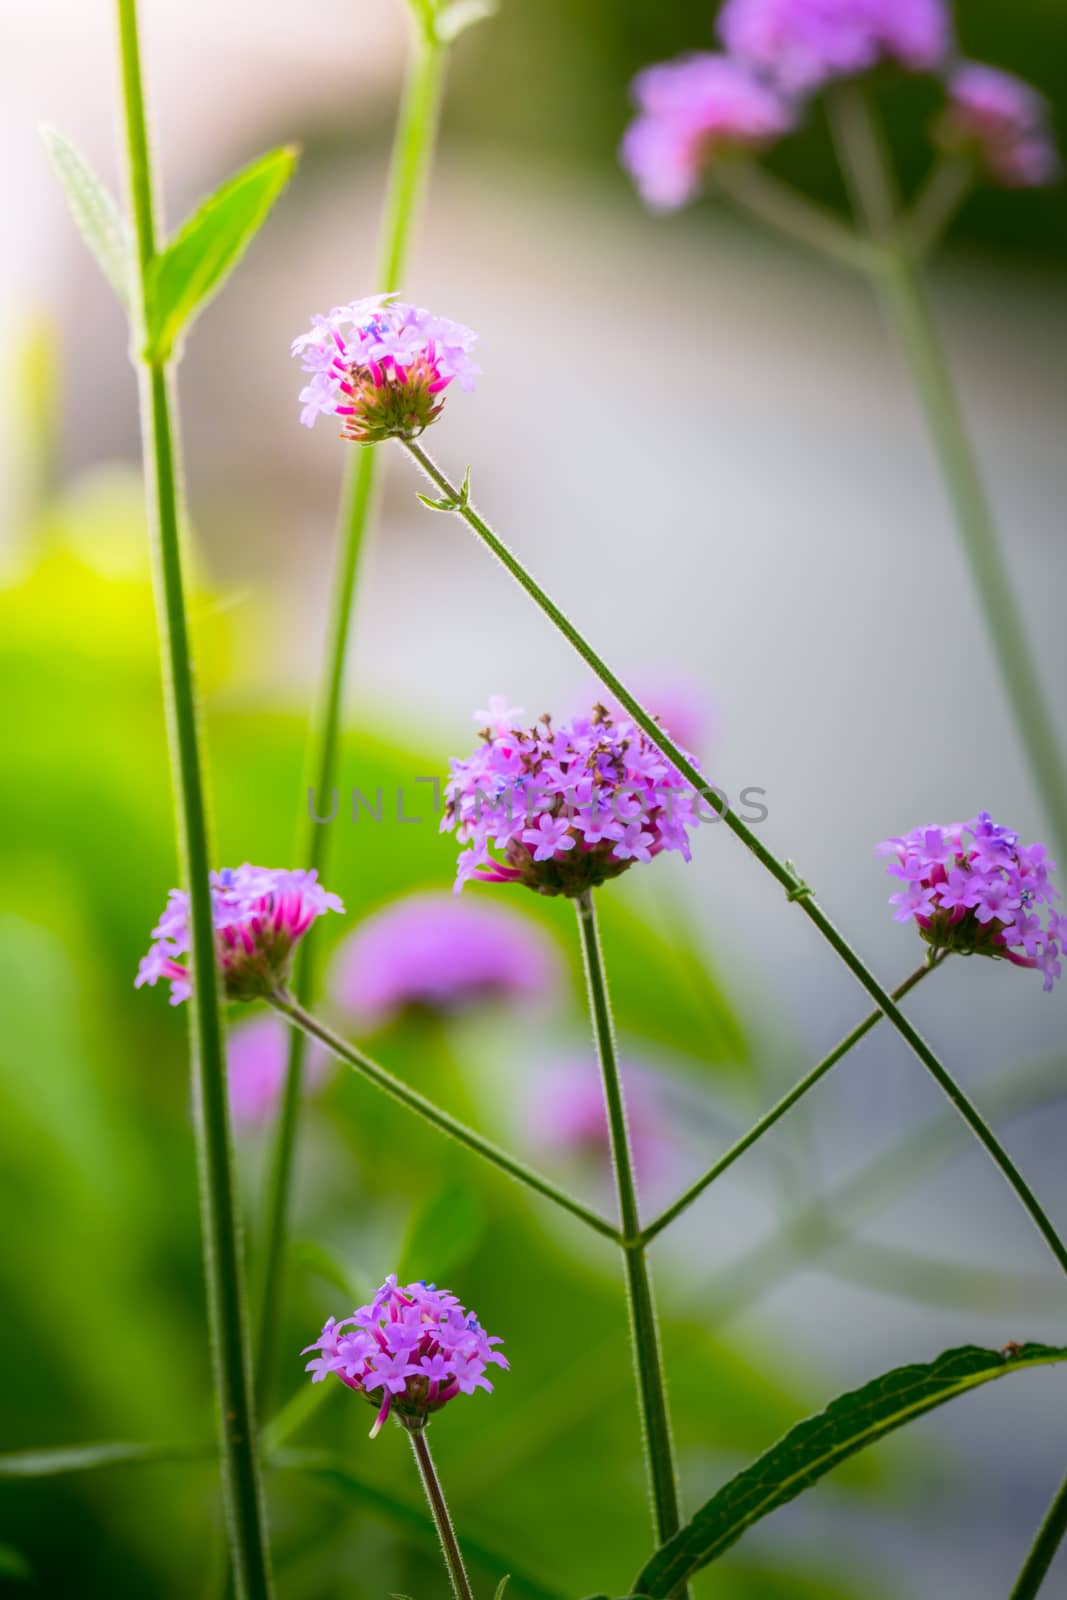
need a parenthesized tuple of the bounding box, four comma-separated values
(828, 84, 1067, 864)
(115, 3, 271, 1594)
(253, 26, 447, 1408)
(267, 990, 620, 1241)
(407, 1428, 474, 1600)
(1010, 1466, 1067, 1600)
(643, 955, 941, 1245)
(574, 892, 686, 1587)
(400, 438, 1067, 1278)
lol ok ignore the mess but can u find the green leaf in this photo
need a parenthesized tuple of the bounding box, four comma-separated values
(0, 1440, 205, 1477)
(633, 1343, 1067, 1595)
(40, 126, 130, 306)
(0, 1543, 32, 1582)
(397, 1178, 486, 1285)
(144, 145, 298, 362)
(493, 1579, 511, 1600)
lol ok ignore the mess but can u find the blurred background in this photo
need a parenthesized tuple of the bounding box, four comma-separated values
(1, 0, 1066, 1595)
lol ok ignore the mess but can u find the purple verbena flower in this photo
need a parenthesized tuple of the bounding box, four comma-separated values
(302, 1275, 507, 1436)
(327, 890, 561, 1028)
(225, 1014, 330, 1128)
(443, 699, 702, 897)
(935, 64, 1060, 188)
(621, 52, 795, 211)
(877, 813, 1061, 988)
(292, 296, 479, 443)
(136, 866, 343, 1005)
(718, 0, 950, 95)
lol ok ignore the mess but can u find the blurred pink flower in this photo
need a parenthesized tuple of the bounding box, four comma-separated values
(328, 891, 562, 1028)
(937, 63, 1060, 188)
(596, 675, 713, 759)
(621, 52, 795, 211)
(526, 1059, 674, 1183)
(227, 1013, 330, 1129)
(718, 0, 950, 95)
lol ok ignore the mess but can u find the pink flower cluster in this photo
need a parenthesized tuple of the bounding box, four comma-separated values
(622, 1, 1058, 209)
(878, 813, 1063, 990)
(938, 64, 1060, 189)
(135, 865, 343, 1005)
(443, 697, 702, 897)
(303, 1275, 508, 1437)
(292, 295, 479, 443)
(621, 53, 795, 211)
(328, 890, 560, 1028)
(719, 0, 949, 95)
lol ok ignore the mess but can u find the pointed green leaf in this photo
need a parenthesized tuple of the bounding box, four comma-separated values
(633, 1343, 1067, 1595)
(41, 126, 130, 306)
(492, 1578, 511, 1599)
(145, 145, 298, 362)
(0, 1441, 205, 1477)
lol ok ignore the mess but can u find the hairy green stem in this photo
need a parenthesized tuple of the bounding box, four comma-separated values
(253, 23, 447, 1408)
(642, 956, 941, 1244)
(115, 2, 271, 1593)
(1010, 1466, 1067, 1600)
(400, 438, 1067, 1277)
(407, 1428, 475, 1600)
(267, 990, 620, 1240)
(575, 893, 686, 1584)
(828, 85, 1067, 863)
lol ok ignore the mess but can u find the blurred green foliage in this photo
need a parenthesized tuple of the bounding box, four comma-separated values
(0, 458, 901, 1596)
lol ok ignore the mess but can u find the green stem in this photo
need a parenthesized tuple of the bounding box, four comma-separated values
(400, 438, 1067, 1278)
(642, 956, 940, 1245)
(1010, 1466, 1067, 1600)
(267, 990, 620, 1241)
(713, 160, 883, 272)
(828, 84, 1067, 863)
(407, 1427, 475, 1600)
(253, 23, 446, 1408)
(115, 2, 271, 1594)
(574, 892, 686, 1583)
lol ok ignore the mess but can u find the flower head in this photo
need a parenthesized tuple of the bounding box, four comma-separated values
(718, 0, 950, 95)
(302, 1276, 507, 1436)
(443, 699, 701, 897)
(226, 1014, 330, 1128)
(136, 866, 344, 1005)
(878, 814, 1061, 989)
(327, 891, 562, 1028)
(292, 296, 479, 443)
(935, 64, 1060, 188)
(621, 52, 795, 210)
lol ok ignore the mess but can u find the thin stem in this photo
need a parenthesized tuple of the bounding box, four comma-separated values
(400, 438, 1067, 1278)
(828, 85, 1067, 864)
(115, 2, 271, 1594)
(267, 990, 620, 1241)
(642, 956, 940, 1245)
(407, 1428, 474, 1600)
(902, 153, 975, 259)
(574, 892, 686, 1584)
(713, 160, 884, 273)
(1010, 1466, 1067, 1600)
(253, 25, 447, 1408)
